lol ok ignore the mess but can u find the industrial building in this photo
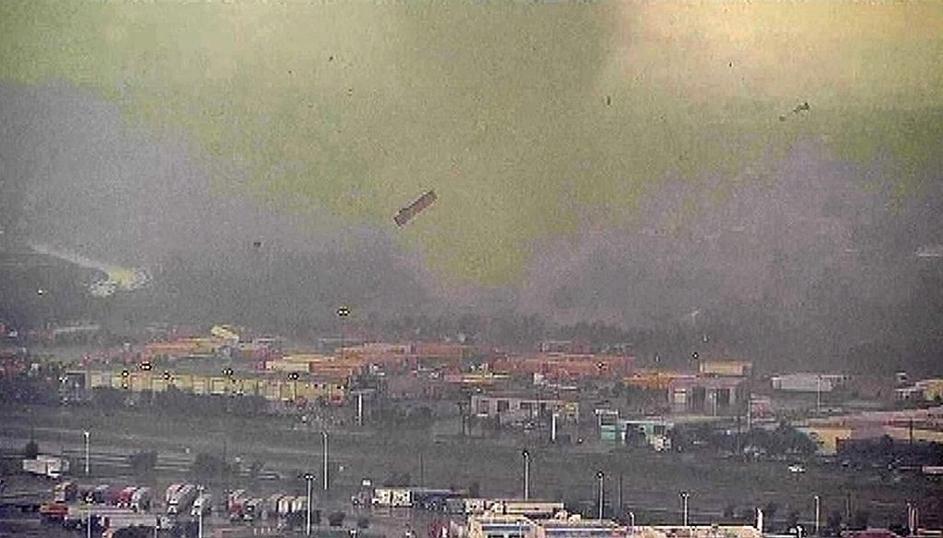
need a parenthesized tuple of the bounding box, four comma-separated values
(467, 514, 627, 538)
(599, 416, 674, 451)
(770, 373, 849, 393)
(667, 376, 746, 415)
(895, 378, 943, 402)
(471, 393, 580, 424)
(491, 353, 634, 381)
(797, 405, 943, 454)
(698, 360, 752, 378)
(78, 369, 349, 406)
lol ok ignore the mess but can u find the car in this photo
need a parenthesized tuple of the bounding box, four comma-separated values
(788, 464, 806, 474)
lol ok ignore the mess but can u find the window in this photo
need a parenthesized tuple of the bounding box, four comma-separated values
(497, 399, 510, 412)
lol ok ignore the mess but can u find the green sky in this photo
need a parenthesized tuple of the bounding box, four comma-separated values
(2, 1, 941, 285)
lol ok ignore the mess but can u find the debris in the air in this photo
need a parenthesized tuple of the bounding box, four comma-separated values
(691, 352, 699, 361)
(780, 101, 810, 121)
(337, 306, 350, 318)
(36, 288, 46, 296)
(394, 190, 438, 227)
(252, 240, 262, 248)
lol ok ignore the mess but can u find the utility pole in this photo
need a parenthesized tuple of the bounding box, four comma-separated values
(322, 431, 329, 491)
(83, 430, 90, 476)
(618, 473, 624, 519)
(597, 471, 605, 520)
(358, 392, 364, 427)
(522, 450, 530, 500)
(305, 473, 314, 535)
(680, 492, 690, 527)
(816, 375, 822, 414)
(197, 485, 205, 538)
(814, 495, 820, 536)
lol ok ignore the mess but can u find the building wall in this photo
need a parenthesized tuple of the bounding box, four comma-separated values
(470, 394, 579, 423)
(699, 361, 752, 377)
(771, 374, 848, 393)
(83, 369, 348, 405)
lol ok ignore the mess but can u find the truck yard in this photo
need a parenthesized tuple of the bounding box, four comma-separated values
(2, 397, 941, 537)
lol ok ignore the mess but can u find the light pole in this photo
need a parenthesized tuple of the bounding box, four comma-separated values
(321, 431, 329, 491)
(629, 511, 636, 532)
(83, 430, 90, 475)
(597, 471, 605, 520)
(813, 495, 820, 536)
(816, 376, 822, 413)
(522, 450, 530, 500)
(197, 485, 205, 538)
(680, 492, 689, 527)
(305, 473, 315, 536)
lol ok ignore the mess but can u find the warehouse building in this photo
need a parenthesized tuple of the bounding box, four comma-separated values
(471, 393, 580, 424)
(667, 376, 746, 415)
(770, 373, 849, 393)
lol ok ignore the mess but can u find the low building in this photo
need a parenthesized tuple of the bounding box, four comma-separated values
(601, 417, 674, 451)
(492, 353, 634, 381)
(895, 378, 943, 402)
(699, 360, 752, 378)
(798, 405, 943, 454)
(770, 373, 849, 393)
(636, 526, 761, 538)
(667, 376, 746, 415)
(467, 515, 626, 538)
(471, 393, 579, 424)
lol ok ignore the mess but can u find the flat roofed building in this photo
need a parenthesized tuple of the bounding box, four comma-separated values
(698, 360, 752, 378)
(770, 373, 849, 393)
(468, 515, 626, 538)
(667, 376, 746, 415)
(471, 393, 579, 424)
(468, 515, 535, 538)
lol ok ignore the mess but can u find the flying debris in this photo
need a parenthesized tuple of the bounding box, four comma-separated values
(337, 306, 351, 318)
(28, 243, 151, 298)
(793, 101, 811, 114)
(394, 190, 438, 227)
(780, 101, 810, 121)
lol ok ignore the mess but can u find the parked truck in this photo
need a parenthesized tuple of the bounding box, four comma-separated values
(22, 455, 70, 479)
(167, 484, 198, 515)
(191, 493, 213, 517)
(131, 487, 152, 512)
(243, 498, 264, 521)
(53, 481, 78, 503)
(98, 511, 164, 537)
(116, 486, 138, 508)
(164, 483, 183, 505)
(228, 489, 249, 520)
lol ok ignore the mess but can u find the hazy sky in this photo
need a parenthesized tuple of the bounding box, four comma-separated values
(1, 2, 942, 359)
